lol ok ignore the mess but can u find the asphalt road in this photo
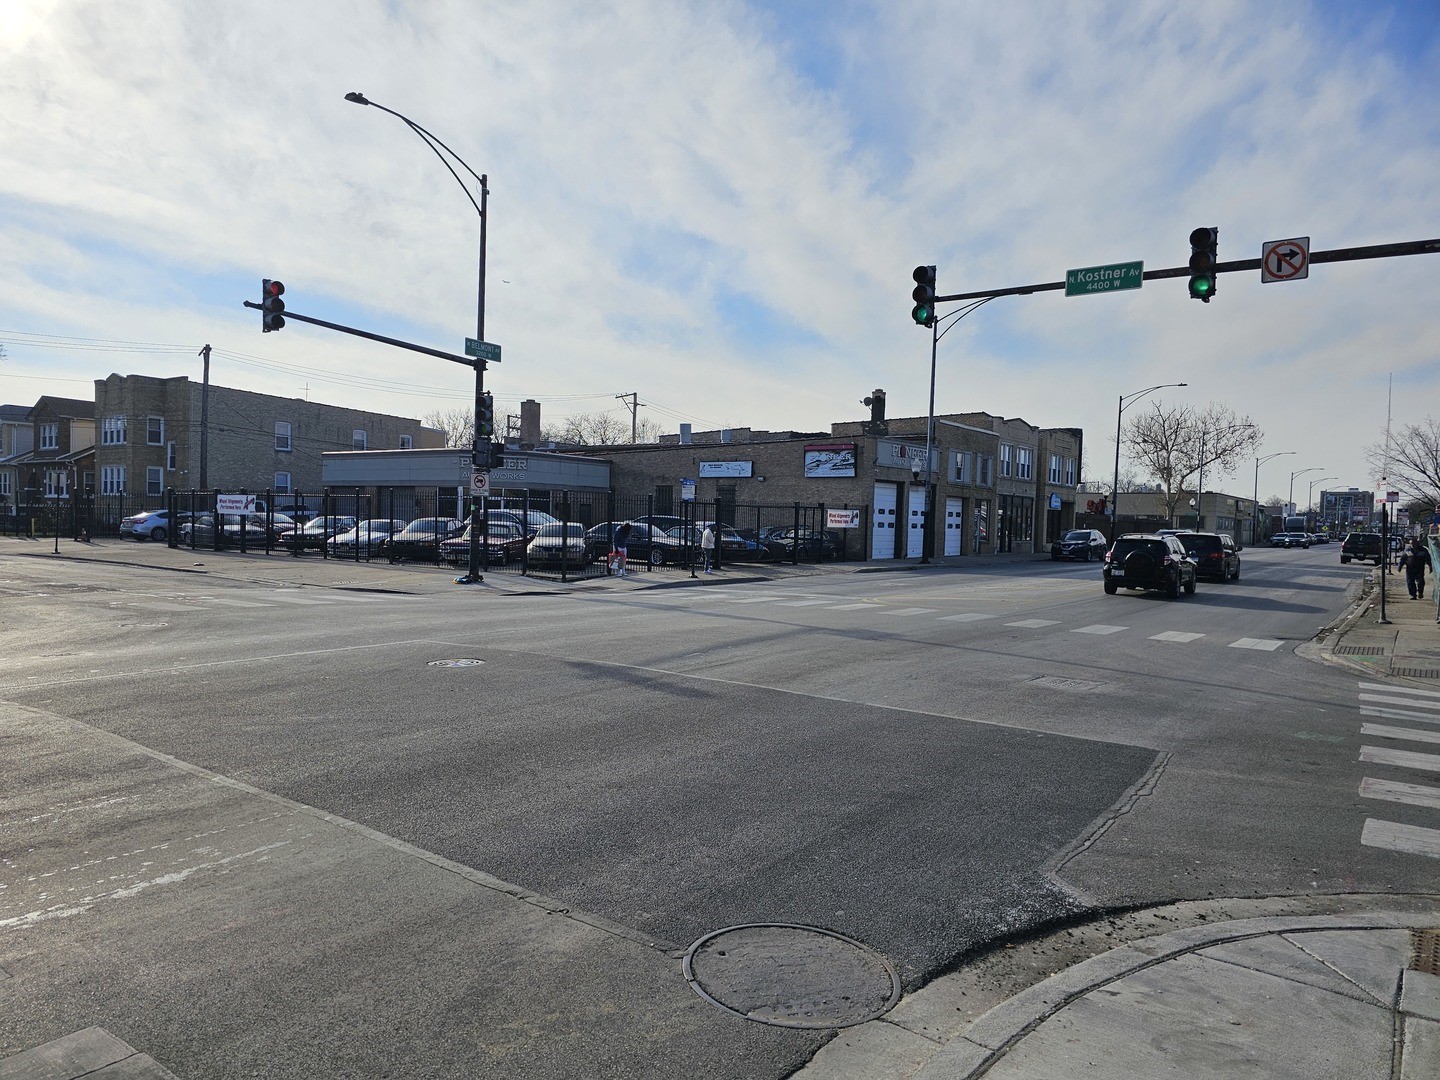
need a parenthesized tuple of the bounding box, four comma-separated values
(2, 542, 1435, 1078)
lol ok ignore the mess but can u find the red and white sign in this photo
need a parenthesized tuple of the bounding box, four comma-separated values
(826, 508, 861, 529)
(1261, 237, 1310, 283)
(216, 494, 258, 515)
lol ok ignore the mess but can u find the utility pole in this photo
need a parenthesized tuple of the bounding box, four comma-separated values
(198, 343, 211, 490)
(616, 392, 643, 443)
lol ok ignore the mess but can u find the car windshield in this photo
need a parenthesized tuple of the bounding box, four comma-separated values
(535, 523, 584, 538)
(1063, 531, 1091, 541)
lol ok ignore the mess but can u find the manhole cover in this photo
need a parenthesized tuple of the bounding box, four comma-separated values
(683, 923, 900, 1029)
(426, 658, 486, 668)
(1030, 674, 1103, 692)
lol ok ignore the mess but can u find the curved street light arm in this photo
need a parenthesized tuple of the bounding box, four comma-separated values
(935, 296, 994, 343)
(346, 93, 486, 218)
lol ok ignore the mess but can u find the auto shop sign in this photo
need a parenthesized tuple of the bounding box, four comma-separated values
(216, 494, 258, 515)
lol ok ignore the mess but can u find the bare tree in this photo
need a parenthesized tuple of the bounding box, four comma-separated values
(1365, 418, 1440, 507)
(1123, 401, 1263, 523)
(423, 408, 474, 448)
(543, 411, 652, 446)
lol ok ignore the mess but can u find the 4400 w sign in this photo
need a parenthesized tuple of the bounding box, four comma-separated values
(1065, 260, 1143, 297)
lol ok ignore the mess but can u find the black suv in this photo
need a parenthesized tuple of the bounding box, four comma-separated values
(1340, 532, 1384, 565)
(1103, 533, 1197, 598)
(1177, 531, 1241, 582)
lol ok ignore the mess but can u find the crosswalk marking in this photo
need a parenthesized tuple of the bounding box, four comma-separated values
(1228, 637, 1284, 651)
(1360, 723, 1440, 746)
(1151, 631, 1205, 643)
(774, 599, 840, 607)
(133, 602, 197, 612)
(1359, 745, 1440, 773)
(722, 596, 785, 605)
(1361, 706, 1440, 726)
(1007, 619, 1060, 629)
(199, 597, 272, 608)
(876, 607, 936, 617)
(1360, 818, 1440, 858)
(1359, 682, 1440, 699)
(263, 593, 337, 606)
(938, 613, 996, 623)
(1359, 777, 1440, 810)
(1072, 624, 1126, 635)
(828, 603, 874, 611)
(312, 593, 388, 603)
(1359, 693, 1440, 712)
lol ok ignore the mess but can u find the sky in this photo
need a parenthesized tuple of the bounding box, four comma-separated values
(2, 0, 1438, 508)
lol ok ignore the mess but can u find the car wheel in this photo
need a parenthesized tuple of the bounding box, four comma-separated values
(1183, 575, 1196, 595)
(1103, 579, 1118, 595)
(1341, 556, 1351, 563)
(1051, 553, 1059, 561)
(649, 549, 665, 568)
(150, 527, 167, 542)
(1083, 549, 1092, 562)
(1166, 573, 1180, 599)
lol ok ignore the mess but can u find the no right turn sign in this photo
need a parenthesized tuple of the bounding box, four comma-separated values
(1261, 237, 1310, 283)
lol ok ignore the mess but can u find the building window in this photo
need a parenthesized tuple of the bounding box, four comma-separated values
(0, 473, 10, 496)
(146, 467, 164, 496)
(274, 472, 292, 494)
(167, 441, 177, 470)
(1015, 447, 1033, 480)
(101, 466, 126, 495)
(40, 423, 60, 450)
(45, 469, 69, 498)
(352, 429, 368, 450)
(147, 416, 164, 445)
(953, 451, 971, 484)
(399, 434, 413, 450)
(1065, 457, 1077, 486)
(101, 417, 127, 445)
(275, 421, 292, 451)
(1049, 454, 1062, 484)
(999, 443, 1012, 477)
(978, 454, 994, 487)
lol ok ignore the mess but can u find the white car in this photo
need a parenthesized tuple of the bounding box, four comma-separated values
(120, 509, 171, 541)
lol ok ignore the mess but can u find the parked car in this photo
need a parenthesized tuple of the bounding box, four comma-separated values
(764, 527, 841, 561)
(279, 515, 357, 553)
(584, 521, 685, 568)
(441, 522, 530, 566)
(328, 519, 408, 557)
(482, 507, 559, 534)
(1340, 532, 1385, 565)
(1270, 532, 1310, 549)
(1176, 531, 1241, 582)
(1050, 528, 1109, 562)
(179, 512, 297, 548)
(120, 509, 171, 542)
(1309, 532, 1331, 544)
(526, 522, 596, 567)
(666, 522, 768, 561)
(1103, 533, 1197, 598)
(377, 517, 465, 562)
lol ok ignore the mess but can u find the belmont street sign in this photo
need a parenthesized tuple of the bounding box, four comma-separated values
(1065, 260, 1144, 297)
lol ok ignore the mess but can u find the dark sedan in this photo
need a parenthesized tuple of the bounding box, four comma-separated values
(585, 522, 685, 568)
(378, 517, 465, 562)
(1051, 528, 1109, 562)
(441, 523, 529, 566)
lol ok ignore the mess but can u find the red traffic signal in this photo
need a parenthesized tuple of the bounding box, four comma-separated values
(261, 279, 286, 332)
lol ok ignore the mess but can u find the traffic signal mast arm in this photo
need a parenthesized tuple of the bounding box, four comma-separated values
(241, 299, 485, 370)
(929, 237, 1440, 304)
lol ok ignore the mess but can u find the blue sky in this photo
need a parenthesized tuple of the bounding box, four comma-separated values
(2, 0, 1438, 502)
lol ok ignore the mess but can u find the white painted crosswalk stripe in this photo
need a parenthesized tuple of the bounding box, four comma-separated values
(1360, 818, 1440, 858)
(1151, 631, 1205, 643)
(1359, 692, 1440, 712)
(774, 599, 841, 607)
(828, 603, 874, 611)
(1072, 624, 1126, 635)
(261, 593, 335, 606)
(199, 597, 272, 608)
(1361, 723, 1440, 746)
(876, 607, 936, 617)
(1359, 745, 1440, 773)
(1359, 681, 1440, 699)
(938, 613, 997, 623)
(1361, 706, 1440, 725)
(1007, 619, 1060, 629)
(1228, 637, 1284, 651)
(1359, 777, 1440, 811)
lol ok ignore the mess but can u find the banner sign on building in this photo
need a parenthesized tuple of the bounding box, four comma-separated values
(804, 443, 856, 478)
(826, 508, 861, 529)
(699, 460, 753, 478)
(875, 439, 935, 473)
(216, 494, 258, 515)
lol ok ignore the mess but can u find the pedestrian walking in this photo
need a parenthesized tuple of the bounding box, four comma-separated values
(1404, 537, 1431, 599)
(609, 521, 633, 576)
(701, 524, 716, 573)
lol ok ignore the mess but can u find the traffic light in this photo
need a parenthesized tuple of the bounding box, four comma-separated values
(261, 279, 286, 331)
(911, 265, 936, 327)
(1187, 228, 1217, 302)
(477, 392, 495, 442)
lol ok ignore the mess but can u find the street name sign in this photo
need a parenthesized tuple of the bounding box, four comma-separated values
(464, 338, 502, 363)
(1065, 261, 1143, 297)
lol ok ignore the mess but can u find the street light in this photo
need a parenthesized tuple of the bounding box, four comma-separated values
(1252, 452, 1294, 543)
(1308, 476, 1337, 524)
(1112, 383, 1187, 536)
(1289, 468, 1322, 516)
(345, 91, 491, 584)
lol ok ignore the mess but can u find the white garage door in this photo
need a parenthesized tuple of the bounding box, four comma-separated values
(906, 488, 926, 559)
(944, 497, 964, 556)
(871, 482, 897, 559)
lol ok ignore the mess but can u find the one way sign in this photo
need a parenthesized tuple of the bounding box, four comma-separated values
(1261, 237, 1310, 283)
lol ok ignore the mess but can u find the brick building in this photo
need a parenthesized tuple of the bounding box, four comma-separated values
(5, 397, 95, 511)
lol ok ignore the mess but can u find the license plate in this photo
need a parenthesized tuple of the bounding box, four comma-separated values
(1110, 569, 1124, 578)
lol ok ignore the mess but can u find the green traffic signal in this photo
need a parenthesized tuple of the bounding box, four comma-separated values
(1188, 275, 1213, 299)
(911, 264, 936, 326)
(1187, 227, 1217, 303)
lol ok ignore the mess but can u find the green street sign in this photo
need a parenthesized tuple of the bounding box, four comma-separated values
(1065, 261, 1143, 297)
(464, 338, 502, 363)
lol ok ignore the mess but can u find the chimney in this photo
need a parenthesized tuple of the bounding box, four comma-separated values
(867, 388, 886, 425)
(520, 399, 541, 447)
(679, 423, 692, 445)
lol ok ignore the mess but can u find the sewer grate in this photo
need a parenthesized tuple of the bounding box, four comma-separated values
(683, 923, 900, 1029)
(1336, 645, 1384, 656)
(1029, 675, 1104, 692)
(427, 658, 486, 668)
(1393, 668, 1440, 679)
(1411, 929, 1440, 975)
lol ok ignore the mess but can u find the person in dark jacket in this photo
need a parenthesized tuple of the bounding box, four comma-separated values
(609, 521, 633, 577)
(1402, 538, 1432, 599)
